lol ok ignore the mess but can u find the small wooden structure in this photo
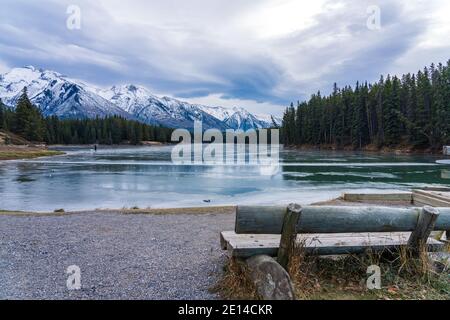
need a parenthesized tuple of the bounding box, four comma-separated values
(341, 189, 450, 207)
(444, 146, 450, 156)
(220, 204, 450, 299)
(442, 170, 450, 180)
(221, 205, 449, 264)
(342, 191, 412, 202)
(413, 188, 450, 207)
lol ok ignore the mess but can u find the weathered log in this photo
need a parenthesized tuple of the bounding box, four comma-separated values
(221, 231, 444, 258)
(443, 146, 450, 155)
(413, 192, 450, 207)
(413, 190, 450, 203)
(277, 204, 302, 269)
(236, 206, 450, 234)
(343, 192, 412, 202)
(408, 206, 440, 255)
(246, 255, 295, 300)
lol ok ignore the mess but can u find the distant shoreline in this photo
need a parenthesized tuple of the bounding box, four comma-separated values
(2, 142, 447, 161)
(0, 145, 65, 161)
(49, 141, 168, 148)
(0, 141, 172, 161)
(283, 144, 446, 156)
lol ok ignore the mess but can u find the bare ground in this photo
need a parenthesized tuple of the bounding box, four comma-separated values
(0, 209, 235, 300)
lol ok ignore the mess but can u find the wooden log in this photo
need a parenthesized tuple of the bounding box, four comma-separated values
(414, 198, 447, 208)
(443, 146, 450, 155)
(413, 190, 450, 206)
(277, 203, 302, 269)
(246, 255, 295, 300)
(236, 206, 450, 235)
(343, 192, 412, 202)
(441, 170, 450, 180)
(408, 206, 440, 255)
(221, 231, 445, 258)
(220, 232, 228, 250)
(416, 186, 450, 192)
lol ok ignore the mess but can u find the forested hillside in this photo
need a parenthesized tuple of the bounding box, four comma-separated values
(0, 88, 173, 145)
(281, 61, 450, 151)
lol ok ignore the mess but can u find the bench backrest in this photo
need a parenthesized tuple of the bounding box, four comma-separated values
(444, 146, 450, 155)
(236, 206, 450, 234)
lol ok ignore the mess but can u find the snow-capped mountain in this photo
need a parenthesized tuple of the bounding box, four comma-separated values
(195, 105, 279, 130)
(97, 85, 231, 130)
(0, 66, 281, 130)
(0, 66, 130, 119)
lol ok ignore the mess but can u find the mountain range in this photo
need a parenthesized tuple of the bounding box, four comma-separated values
(0, 66, 281, 130)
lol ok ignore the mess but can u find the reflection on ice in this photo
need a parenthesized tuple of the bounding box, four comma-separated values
(0, 146, 448, 212)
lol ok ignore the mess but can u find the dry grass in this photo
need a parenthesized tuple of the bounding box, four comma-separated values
(120, 206, 236, 215)
(0, 210, 67, 217)
(211, 258, 260, 300)
(0, 130, 30, 145)
(0, 149, 64, 160)
(287, 243, 450, 300)
(0, 205, 236, 217)
(214, 243, 449, 300)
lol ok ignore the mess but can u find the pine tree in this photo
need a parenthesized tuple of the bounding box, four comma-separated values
(0, 98, 5, 130)
(15, 87, 33, 136)
(415, 68, 433, 146)
(432, 63, 449, 147)
(13, 87, 45, 142)
(383, 76, 402, 146)
(281, 61, 450, 151)
(442, 60, 450, 144)
(25, 107, 45, 142)
(351, 82, 370, 148)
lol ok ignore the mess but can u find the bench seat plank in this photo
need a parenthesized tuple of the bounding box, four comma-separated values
(221, 231, 445, 258)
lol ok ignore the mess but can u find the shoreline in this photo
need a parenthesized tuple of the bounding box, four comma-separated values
(283, 143, 446, 155)
(0, 206, 237, 217)
(0, 145, 65, 161)
(2, 142, 447, 159)
(49, 141, 170, 149)
(0, 196, 420, 217)
(0, 140, 171, 161)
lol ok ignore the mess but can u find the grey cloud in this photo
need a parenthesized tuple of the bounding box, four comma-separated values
(0, 0, 448, 114)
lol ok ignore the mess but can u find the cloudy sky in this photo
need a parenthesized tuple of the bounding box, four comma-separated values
(0, 0, 449, 115)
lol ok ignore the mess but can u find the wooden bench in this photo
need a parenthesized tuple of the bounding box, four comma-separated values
(444, 146, 450, 155)
(221, 204, 450, 269)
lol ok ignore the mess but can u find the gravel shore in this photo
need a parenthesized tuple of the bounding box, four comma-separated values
(0, 210, 235, 300)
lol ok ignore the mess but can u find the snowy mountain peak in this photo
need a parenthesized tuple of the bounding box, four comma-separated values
(96, 84, 160, 114)
(0, 66, 281, 130)
(24, 65, 38, 71)
(0, 66, 129, 119)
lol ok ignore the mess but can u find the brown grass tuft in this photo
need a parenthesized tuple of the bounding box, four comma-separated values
(285, 243, 450, 300)
(211, 257, 260, 300)
(212, 242, 449, 300)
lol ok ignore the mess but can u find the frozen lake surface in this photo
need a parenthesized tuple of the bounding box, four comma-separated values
(0, 146, 449, 212)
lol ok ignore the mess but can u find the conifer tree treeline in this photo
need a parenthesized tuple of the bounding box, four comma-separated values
(281, 61, 450, 150)
(0, 88, 173, 145)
